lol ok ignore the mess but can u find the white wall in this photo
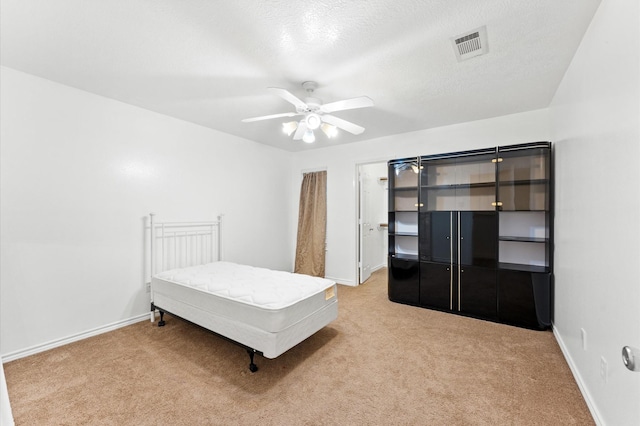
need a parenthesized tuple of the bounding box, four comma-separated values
(549, 0, 640, 424)
(291, 109, 551, 284)
(0, 67, 293, 358)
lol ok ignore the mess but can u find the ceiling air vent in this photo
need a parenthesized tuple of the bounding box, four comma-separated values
(452, 26, 488, 61)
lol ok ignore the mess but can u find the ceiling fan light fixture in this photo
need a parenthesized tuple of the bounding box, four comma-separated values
(305, 113, 321, 130)
(282, 121, 298, 136)
(302, 129, 315, 143)
(321, 123, 338, 138)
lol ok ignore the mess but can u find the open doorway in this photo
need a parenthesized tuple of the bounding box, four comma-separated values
(357, 162, 388, 284)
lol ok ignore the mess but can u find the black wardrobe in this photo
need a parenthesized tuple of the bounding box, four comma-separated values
(388, 142, 552, 330)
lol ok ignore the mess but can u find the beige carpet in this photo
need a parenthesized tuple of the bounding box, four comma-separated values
(4, 269, 593, 425)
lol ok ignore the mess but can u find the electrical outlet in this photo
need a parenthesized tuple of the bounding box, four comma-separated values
(581, 328, 587, 351)
(600, 356, 608, 383)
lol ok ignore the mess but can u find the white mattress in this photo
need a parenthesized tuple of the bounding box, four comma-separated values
(152, 261, 337, 340)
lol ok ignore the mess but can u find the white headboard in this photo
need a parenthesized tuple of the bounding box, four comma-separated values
(149, 213, 223, 276)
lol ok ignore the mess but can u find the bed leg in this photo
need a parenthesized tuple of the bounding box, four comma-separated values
(247, 349, 258, 373)
(158, 311, 166, 327)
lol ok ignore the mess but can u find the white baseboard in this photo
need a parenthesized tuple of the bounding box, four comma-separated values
(334, 264, 387, 287)
(329, 276, 355, 286)
(1, 313, 153, 363)
(372, 264, 387, 273)
(553, 326, 604, 426)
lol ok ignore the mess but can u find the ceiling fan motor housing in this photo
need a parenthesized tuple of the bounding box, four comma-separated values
(300, 81, 321, 113)
(297, 97, 322, 113)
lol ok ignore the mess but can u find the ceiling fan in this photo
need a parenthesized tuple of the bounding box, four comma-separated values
(242, 81, 374, 143)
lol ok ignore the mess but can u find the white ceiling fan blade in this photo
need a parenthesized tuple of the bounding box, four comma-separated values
(320, 96, 374, 114)
(268, 87, 308, 111)
(321, 114, 365, 135)
(292, 121, 308, 140)
(242, 112, 299, 123)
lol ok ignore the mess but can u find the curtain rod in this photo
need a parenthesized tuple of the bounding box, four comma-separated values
(300, 167, 327, 175)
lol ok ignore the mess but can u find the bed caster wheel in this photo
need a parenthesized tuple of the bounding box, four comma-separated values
(158, 320, 165, 327)
(249, 363, 258, 373)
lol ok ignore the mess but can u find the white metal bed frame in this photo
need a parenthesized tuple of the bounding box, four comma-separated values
(147, 213, 338, 372)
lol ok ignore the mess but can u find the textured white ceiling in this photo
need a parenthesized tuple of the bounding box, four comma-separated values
(0, 0, 602, 151)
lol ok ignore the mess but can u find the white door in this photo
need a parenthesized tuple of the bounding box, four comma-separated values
(359, 163, 390, 284)
(359, 168, 374, 284)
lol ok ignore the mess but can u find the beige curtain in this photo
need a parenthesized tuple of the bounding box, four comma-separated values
(294, 171, 327, 277)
